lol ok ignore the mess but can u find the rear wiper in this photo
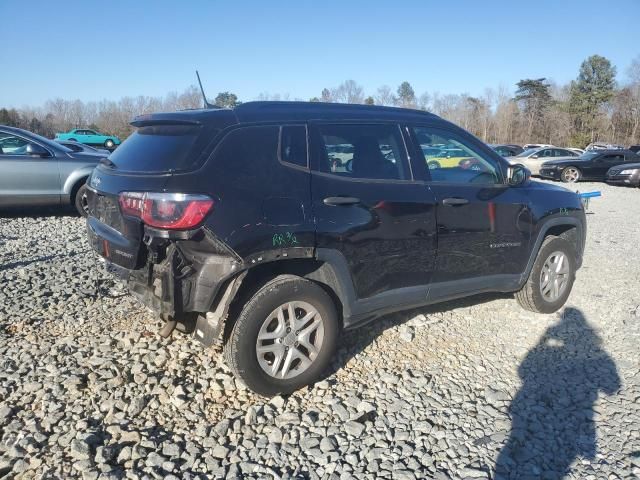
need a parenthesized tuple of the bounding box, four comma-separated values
(98, 157, 117, 169)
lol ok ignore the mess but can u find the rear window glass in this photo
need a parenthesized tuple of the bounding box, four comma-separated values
(279, 125, 308, 167)
(108, 124, 213, 172)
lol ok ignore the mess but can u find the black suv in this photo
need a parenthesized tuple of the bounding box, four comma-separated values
(86, 102, 586, 395)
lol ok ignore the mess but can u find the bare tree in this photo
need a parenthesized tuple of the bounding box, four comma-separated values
(375, 85, 397, 106)
(331, 80, 364, 104)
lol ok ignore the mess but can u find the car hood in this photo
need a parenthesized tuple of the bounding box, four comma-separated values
(611, 162, 640, 170)
(527, 179, 574, 193)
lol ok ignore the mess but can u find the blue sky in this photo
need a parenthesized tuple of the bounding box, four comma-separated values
(1, 0, 638, 108)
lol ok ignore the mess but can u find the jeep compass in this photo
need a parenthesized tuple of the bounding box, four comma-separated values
(86, 102, 586, 395)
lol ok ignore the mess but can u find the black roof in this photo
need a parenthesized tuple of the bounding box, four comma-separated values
(132, 101, 440, 126)
(233, 101, 438, 123)
(585, 149, 637, 156)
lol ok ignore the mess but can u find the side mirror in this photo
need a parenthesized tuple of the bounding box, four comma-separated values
(26, 143, 49, 157)
(531, 154, 539, 159)
(508, 163, 530, 186)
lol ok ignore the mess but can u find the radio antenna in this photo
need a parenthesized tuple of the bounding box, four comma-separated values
(196, 70, 215, 109)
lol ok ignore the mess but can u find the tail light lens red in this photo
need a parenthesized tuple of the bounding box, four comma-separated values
(118, 192, 214, 230)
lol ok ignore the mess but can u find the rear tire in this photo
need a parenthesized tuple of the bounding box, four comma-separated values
(224, 275, 339, 396)
(428, 160, 441, 170)
(515, 236, 576, 314)
(74, 183, 89, 217)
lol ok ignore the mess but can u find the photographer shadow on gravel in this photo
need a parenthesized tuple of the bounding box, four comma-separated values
(495, 307, 621, 480)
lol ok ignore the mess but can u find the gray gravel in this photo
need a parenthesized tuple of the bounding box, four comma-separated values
(0, 182, 639, 479)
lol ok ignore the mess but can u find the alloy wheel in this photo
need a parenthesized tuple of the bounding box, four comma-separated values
(256, 301, 325, 379)
(539, 251, 570, 302)
(81, 191, 89, 215)
(562, 167, 579, 183)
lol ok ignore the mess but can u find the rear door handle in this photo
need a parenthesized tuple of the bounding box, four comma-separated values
(441, 197, 469, 206)
(323, 196, 360, 206)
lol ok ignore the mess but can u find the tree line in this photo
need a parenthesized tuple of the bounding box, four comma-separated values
(2, 54, 639, 148)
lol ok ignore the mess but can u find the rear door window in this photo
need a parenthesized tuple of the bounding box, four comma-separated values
(279, 125, 308, 168)
(108, 124, 214, 172)
(314, 124, 409, 180)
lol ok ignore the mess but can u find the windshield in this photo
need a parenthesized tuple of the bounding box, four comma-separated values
(579, 151, 599, 161)
(28, 131, 73, 152)
(516, 148, 539, 157)
(108, 124, 207, 172)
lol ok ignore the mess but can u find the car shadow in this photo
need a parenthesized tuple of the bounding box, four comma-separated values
(494, 307, 620, 479)
(0, 254, 70, 272)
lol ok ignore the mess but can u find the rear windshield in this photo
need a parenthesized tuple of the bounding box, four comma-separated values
(108, 124, 213, 172)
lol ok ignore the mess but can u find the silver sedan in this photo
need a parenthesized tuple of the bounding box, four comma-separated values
(0, 126, 105, 215)
(506, 147, 579, 175)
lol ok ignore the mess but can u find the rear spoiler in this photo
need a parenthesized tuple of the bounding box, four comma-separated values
(131, 114, 202, 127)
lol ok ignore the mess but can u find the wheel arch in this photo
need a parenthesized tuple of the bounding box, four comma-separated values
(521, 218, 585, 285)
(65, 171, 92, 202)
(198, 250, 354, 346)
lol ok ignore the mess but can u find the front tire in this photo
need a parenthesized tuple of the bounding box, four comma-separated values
(74, 183, 89, 217)
(104, 139, 115, 149)
(561, 166, 581, 183)
(224, 275, 339, 396)
(515, 236, 576, 314)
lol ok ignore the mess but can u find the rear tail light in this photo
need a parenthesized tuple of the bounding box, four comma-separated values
(118, 192, 214, 230)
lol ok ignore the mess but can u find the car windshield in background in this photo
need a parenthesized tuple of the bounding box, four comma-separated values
(29, 131, 73, 152)
(107, 124, 204, 172)
(579, 152, 599, 161)
(516, 148, 538, 157)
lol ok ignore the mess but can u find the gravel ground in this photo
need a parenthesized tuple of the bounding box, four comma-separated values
(0, 182, 638, 480)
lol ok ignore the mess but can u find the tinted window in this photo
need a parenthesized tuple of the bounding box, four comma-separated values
(554, 148, 574, 157)
(316, 124, 408, 180)
(412, 127, 500, 184)
(516, 148, 538, 157)
(108, 124, 210, 172)
(540, 149, 554, 157)
(493, 146, 509, 157)
(279, 125, 307, 168)
(65, 143, 83, 152)
(602, 154, 624, 163)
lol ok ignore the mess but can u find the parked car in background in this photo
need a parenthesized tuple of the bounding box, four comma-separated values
(539, 149, 640, 183)
(427, 147, 474, 169)
(55, 128, 121, 150)
(628, 145, 640, 153)
(606, 163, 640, 187)
(585, 142, 624, 151)
(85, 101, 586, 395)
(523, 143, 553, 150)
(0, 126, 100, 215)
(506, 147, 579, 175)
(56, 140, 110, 156)
(490, 144, 524, 157)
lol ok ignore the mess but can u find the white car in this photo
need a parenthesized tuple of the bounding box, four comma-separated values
(506, 147, 579, 175)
